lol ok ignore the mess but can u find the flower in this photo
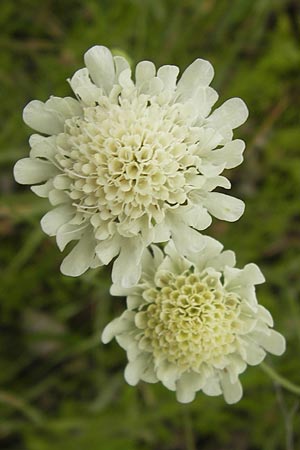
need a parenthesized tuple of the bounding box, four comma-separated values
(14, 45, 248, 287)
(102, 237, 286, 404)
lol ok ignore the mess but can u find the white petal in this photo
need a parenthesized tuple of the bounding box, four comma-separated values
(14, 158, 58, 185)
(177, 58, 214, 101)
(49, 189, 69, 205)
(220, 373, 243, 404)
(256, 330, 286, 356)
(56, 222, 89, 251)
(225, 263, 265, 288)
(205, 193, 245, 222)
(202, 376, 222, 396)
(124, 354, 148, 386)
(153, 222, 171, 243)
(118, 68, 134, 89)
(157, 65, 179, 91)
(140, 364, 158, 384)
(29, 134, 45, 147)
(135, 61, 156, 88)
(258, 305, 274, 327)
(101, 314, 134, 344)
(45, 96, 82, 119)
(84, 45, 115, 93)
(215, 139, 245, 169)
(244, 342, 266, 365)
(29, 136, 57, 162)
(114, 55, 130, 79)
(169, 218, 206, 255)
(208, 249, 236, 271)
(31, 179, 53, 198)
(60, 231, 96, 277)
(183, 204, 212, 231)
(156, 360, 179, 391)
(193, 86, 219, 118)
(69, 67, 102, 105)
(23, 100, 63, 135)
(40, 205, 74, 236)
(111, 237, 144, 287)
(207, 98, 249, 131)
(95, 235, 121, 265)
(176, 381, 196, 403)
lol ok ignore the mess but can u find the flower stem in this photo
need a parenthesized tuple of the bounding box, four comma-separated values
(260, 362, 300, 396)
(183, 406, 196, 450)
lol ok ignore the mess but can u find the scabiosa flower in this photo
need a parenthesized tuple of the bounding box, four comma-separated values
(14, 45, 248, 286)
(102, 237, 286, 404)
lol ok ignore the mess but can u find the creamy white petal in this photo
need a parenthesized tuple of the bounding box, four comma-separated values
(69, 68, 102, 105)
(111, 237, 144, 287)
(193, 86, 219, 118)
(207, 98, 248, 131)
(48, 189, 69, 205)
(213, 139, 245, 169)
(56, 222, 89, 251)
(135, 61, 156, 89)
(177, 58, 214, 101)
(225, 263, 265, 288)
(124, 354, 149, 385)
(95, 235, 121, 265)
(102, 313, 135, 344)
(14, 158, 58, 185)
(84, 45, 115, 93)
(202, 377, 222, 396)
(176, 381, 196, 403)
(204, 193, 245, 222)
(23, 100, 63, 135)
(60, 231, 96, 277)
(31, 179, 53, 198)
(40, 205, 74, 236)
(254, 330, 286, 356)
(243, 341, 266, 365)
(29, 136, 57, 161)
(156, 360, 179, 391)
(220, 373, 243, 404)
(157, 65, 179, 91)
(183, 204, 212, 231)
(45, 96, 82, 119)
(114, 55, 130, 79)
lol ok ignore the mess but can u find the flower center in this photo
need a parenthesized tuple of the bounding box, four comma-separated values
(136, 270, 241, 371)
(55, 94, 200, 237)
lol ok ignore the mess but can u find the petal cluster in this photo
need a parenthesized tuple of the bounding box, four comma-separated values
(102, 238, 286, 404)
(14, 45, 248, 287)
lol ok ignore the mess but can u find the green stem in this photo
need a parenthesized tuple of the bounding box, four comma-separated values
(183, 407, 196, 450)
(260, 362, 300, 396)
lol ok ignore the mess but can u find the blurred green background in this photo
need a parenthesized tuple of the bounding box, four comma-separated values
(1, 0, 300, 449)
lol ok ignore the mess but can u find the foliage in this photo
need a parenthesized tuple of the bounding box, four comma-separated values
(1, 1, 300, 449)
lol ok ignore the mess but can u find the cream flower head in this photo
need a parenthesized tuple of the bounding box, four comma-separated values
(102, 237, 286, 404)
(14, 45, 248, 287)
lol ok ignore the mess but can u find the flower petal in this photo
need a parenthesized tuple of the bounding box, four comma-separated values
(60, 231, 96, 277)
(135, 61, 156, 88)
(40, 205, 74, 236)
(102, 312, 135, 344)
(14, 158, 58, 185)
(69, 68, 102, 105)
(23, 100, 63, 135)
(157, 65, 179, 91)
(220, 373, 243, 404)
(56, 222, 89, 251)
(207, 98, 248, 131)
(84, 45, 115, 93)
(111, 237, 144, 287)
(204, 193, 245, 222)
(177, 58, 214, 101)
